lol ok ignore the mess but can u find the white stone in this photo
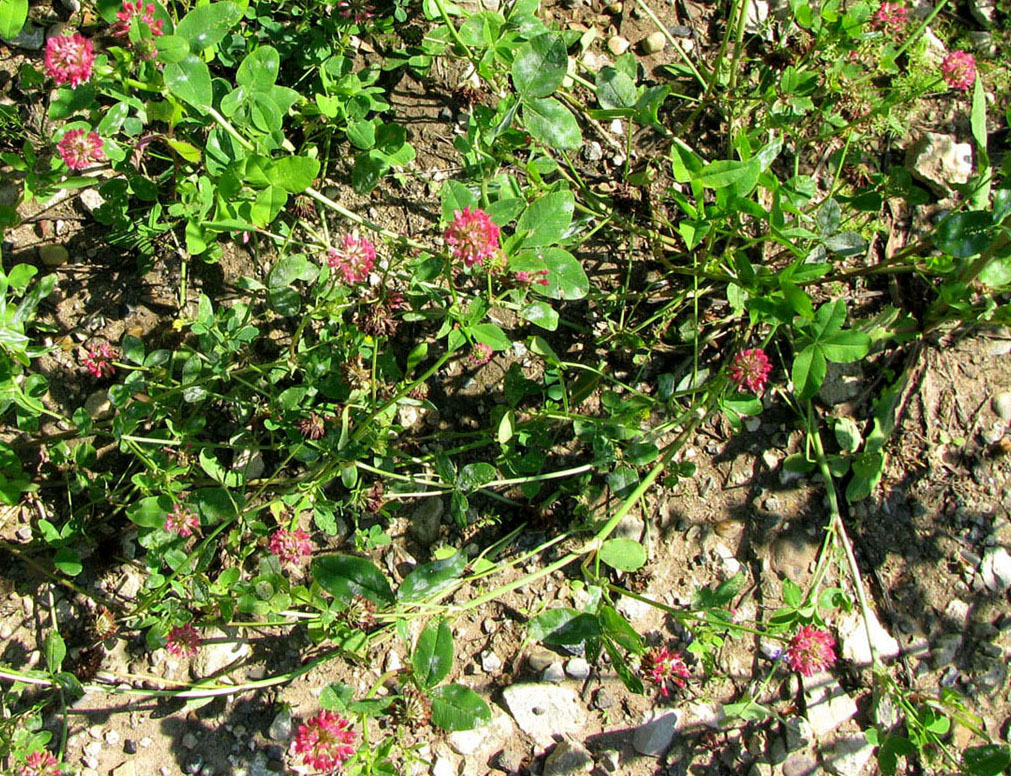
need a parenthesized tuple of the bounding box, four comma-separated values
(565, 657, 591, 680)
(543, 740, 593, 775)
(803, 671, 858, 737)
(480, 651, 503, 675)
(822, 732, 876, 776)
(837, 609, 901, 668)
(448, 712, 513, 760)
(616, 593, 656, 622)
(190, 627, 250, 679)
(745, 0, 770, 33)
(268, 708, 292, 741)
(639, 31, 666, 54)
(79, 188, 106, 215)
(920, 26, 948, 66)
(980, 547, 1011, 592)
(607, 36, 630, 56)
(906, 132, 973, 195)
(541, 662, 565, 683)
(633, 710, 679, 757)
(992, 392, 1011, 423)
(502, 684, 586, 749)
(432, 756, 459, 776)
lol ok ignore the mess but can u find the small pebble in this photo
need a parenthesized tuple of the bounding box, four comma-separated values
(124, 740, 138, 755)
(541, 662, 566, 683)
(39, 244, 69, 267)
(607, 36, 630, 56)
(105, 730, 120, 746)
(566, 657, 591, 680)
(639, 31, 666, 54)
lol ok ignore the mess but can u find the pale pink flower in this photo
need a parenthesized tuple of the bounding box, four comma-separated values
(728, 348, 773, 394)
(111, 1, 165, 38)
(444, 207, 500, 268)
(44, 34, 94, 88)
(785, 625, 836, 676)
(335, 0, 373, 23)
(57, 129, 105, 171)
(20, 751, 62, 776)
(940, 51, 976, 91)
(164, 503, 200, 537)
(82, 343, 116, 378)
(515, 269, 549, 286)
(166, 623, 200, 658)
(270, 528, 313, 565)
(870, 1, 907, 32)
(641, 646, 691, 697)
(292, 710, 357, 773)
(327, 233, 376, 284)
(468, 343, 493, 367)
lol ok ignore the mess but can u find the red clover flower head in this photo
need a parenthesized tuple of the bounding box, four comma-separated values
(112, 1, 165, 37)
(82, 342, 116, 378)
(328, 232, 376, 284)
(468, 343, 493, 367)
(336, 0, 374, 23)
(728, 348, 773, 394)
(20, 751, 62, 776)
(444, 207, 501, 269)
(58, 130, 105, 171)
(785, 625, 837, 676)
(870, 1, 907, 32)
(165, 623, 201, 658)
(164, 503, 200, 537)
(515, 269, 549, 286)
(641, 646, 691, 697)
(269, 528, 313, 565)
(44, 34, 95, 88)
(292, 710, 357, 773)
(940, 51, 976, 91)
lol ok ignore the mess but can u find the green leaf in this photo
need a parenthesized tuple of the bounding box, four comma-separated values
(270, 156, 321, 193)
(517, 190, 574, 247)
(456, 462, 498, 492)
(192, 487, 238, 524)
(522, 98, 582, 150)
(165, 138, 202, 164)
(596, 67, 637, 110)
(430, 684, 492, 731)
(934, 210, 993, 259)
(598, 538, 646, 572)
(782, 578, 803, 608)
(175, 1, 242, 52)
(512, 33, 568, 98)
(820, 330, 870, 363)
(519, 301, 559, 331)
(412, 618, 454, 689)
(54, 547, 82, 577)
(251, 185, 288, 227)
(49, 85, 97, 121)
(598, 605, 641, 652)
(236, 46, 279, 90)
(320, 682, 354, 711)
(44, 631, 66, 672)
(695, 158, 759, 192)
(164, 55, 213, 110)
(269, 254, 318, 287)
(440, 180, 478, 223)
(824, 231, 868, 257)
(0, 0, 28, 39)
(469, 324, 510, 352)
(127, 495, 173, 528)
(792, 344, 826, 400)
(604, 637, 643, 693)
(528, 609, 601, 645)
(540, 248, 588, 300)
(962, 745, 1011, 776)
(311, 555, 394, 605)
(398, 552, 467, 602)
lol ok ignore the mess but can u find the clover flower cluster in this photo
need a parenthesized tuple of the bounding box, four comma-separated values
(468, 343, 494, 367)
(82, 343, 116, 378)
(111, 2, 165, 38)
(166, 623, 201, 658)
(269, 528, 314, 565)
(58, 130, 106, 171)
(941, 51, 977, 91)
(328, 233, 376, 284)
(20, 751, 62, 776)
(870, 1, 907, 32)
(641, 646, 691, 696)
(785, 625, 837, 676)
(444, 207, 501, 268)
(728, 348, 773, 394)
(292, 711, 357, 773)
(164, 503, 200, 537)
(45, 33, 94, 88)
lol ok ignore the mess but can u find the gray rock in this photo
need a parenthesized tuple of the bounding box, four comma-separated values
(565, 658, 590, 680)
(782, 754, 819, 776)
(920, 26, 948, 65)
(837, 608, 901, 667)
(39, 244, 69, 267)
(979, 546, 1011, 592)
(803, 671, 858, 737)
(190, 626, 250, 679)
(502, 684, 586, 749)
(582, 142, 603, 163)
(931, 632, 962, 668)
(268, 708, 292, 742)
(818, 361, 863, 405)
(448, 712, 513, 759)
(744, 0, 770, 33)
(527, 648, 556, 672)
(616, 594, 655, 622)
(543, 740, 593, 775)
(600, 750, 620, 773)
(783, 716, 813, 752)
(79, 189, 106, 215)
(2, 22, 44, 50)
(0, 184, 20, 209)
(104, 730, 121, 746)
(541, 662, 565, 683)
(906, 132, 973, 196)
(968, 30, 996, 56)
(632, 710, 679, 757)
(410, 498, 444, 548)
(480, 651, 503, 676)
(182, 732, 198, 750)
(639, 31, 666, 54)
(969, 0, 996, 26)
(822, 732, 875, 776)
(992, 392, 1011, 423)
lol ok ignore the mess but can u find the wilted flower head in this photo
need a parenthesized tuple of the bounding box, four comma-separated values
(20, 751, 62, 776)
(111, 1, 164, 38)
(444, 207, 501, 268)
(785, 625, 836, 676)
(468, 343, 493, 367)
(336, 595, 377, 631)
(292, 710, 357, 773)
(58, 130, 105, 171)
(269, 528, 313, 565)
(390, 686, 431, 729)
(297, 413, 327, 440)
(45, 33, 94, 88)
(165, 623, 200, 658)
(641, 646, 691, 697)
(870, 1, 907, 32)
(82, 342, 116, 378)
(728, 348, 773, 394)
(335, 0, 374, 23)
(328, 232, 376, 284)
(364, 481, 385, 514)
(164, 503, 199, 537)
(940, 51, 976, 91)
(358, 293, 404, 338)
